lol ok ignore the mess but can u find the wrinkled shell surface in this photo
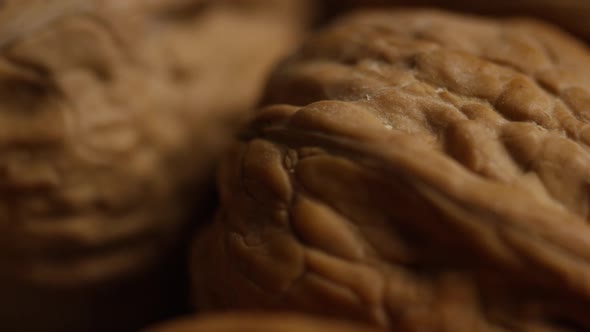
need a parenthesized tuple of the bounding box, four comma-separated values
(144, 313, 383, 332)
(0, 0, 309, 331)
(0, 0, 88, 47)
(192, 10, 590, 332)
(323, 0, 590, 40)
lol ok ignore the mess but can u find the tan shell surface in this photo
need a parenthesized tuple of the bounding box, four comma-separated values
(145, 313, 383, 332)
(0, 0, 310, 331)
(322, 0, 590, 40)
(192, 10, 590, 332)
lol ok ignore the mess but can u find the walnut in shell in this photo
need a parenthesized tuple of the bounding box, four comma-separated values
(322, 0, 590, 40)
(192, 9, 590, 332)
(144, 313, 383, 332)
(0, 0, 311, 331)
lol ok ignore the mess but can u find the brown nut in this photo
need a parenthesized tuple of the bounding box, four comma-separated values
(322, 0, 590, 41)
(0, 0, 311, 331)
(191, 9, 590, 332)
(0, 0, 89, 47)
(144, 313, 384, 332)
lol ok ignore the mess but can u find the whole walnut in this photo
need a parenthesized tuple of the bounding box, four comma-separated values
(322, 0, 590, 40)
(0, 1, 311, 331)
(191, 10, 590, 332)
(144, 313, 383, 332)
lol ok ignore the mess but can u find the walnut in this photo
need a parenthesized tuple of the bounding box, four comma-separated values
(322, 0, 590, 40)
(191, 10, 590, 332)
(0, 1, 310, 331)
(0, 0, 89, 47)
(144, 313, 382, 332)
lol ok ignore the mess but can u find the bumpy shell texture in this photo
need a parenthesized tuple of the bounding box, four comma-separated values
(322, 0, 590, 41)
(192, 10, 590, 332)
(144, 313, 383, 332)
(0, 0, 309, 331)
(0, 0, 308, 287)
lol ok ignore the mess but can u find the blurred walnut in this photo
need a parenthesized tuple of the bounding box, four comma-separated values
(0, 0, 88, 47)
(0, 0, 311, 331)
(322, 0, 590, 40)
(192, 10, 590, 332)
(144, 313, 383, 332)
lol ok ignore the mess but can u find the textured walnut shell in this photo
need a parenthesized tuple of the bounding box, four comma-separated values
(0, 0, 89, 47)
(192, 10, 590, 332)
(144, 313, 383, 332)
(0, 1, 310, 331)
(323, 0, 590, 40)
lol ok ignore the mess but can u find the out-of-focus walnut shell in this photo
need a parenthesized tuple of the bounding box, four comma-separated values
(144, 313, 384, 332)
(192, 10, 590, 332)
(322, 0, 590, 40)
(0, 0, 311, 331)
(0, 0, 89, 47)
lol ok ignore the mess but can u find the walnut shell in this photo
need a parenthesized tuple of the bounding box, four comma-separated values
(192, 10, 590, 332)
(322, 0, 590, 40)
(144, 313, 383, 332)
(0, 0, 310, 331)
(0, 0, 88, 47)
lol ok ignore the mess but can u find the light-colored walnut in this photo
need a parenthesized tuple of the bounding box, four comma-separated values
(144, 313, 384, 332)
(0, 1, 311, 331)
(0, 0, 88, 47)
(192, 10, 590, 332)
